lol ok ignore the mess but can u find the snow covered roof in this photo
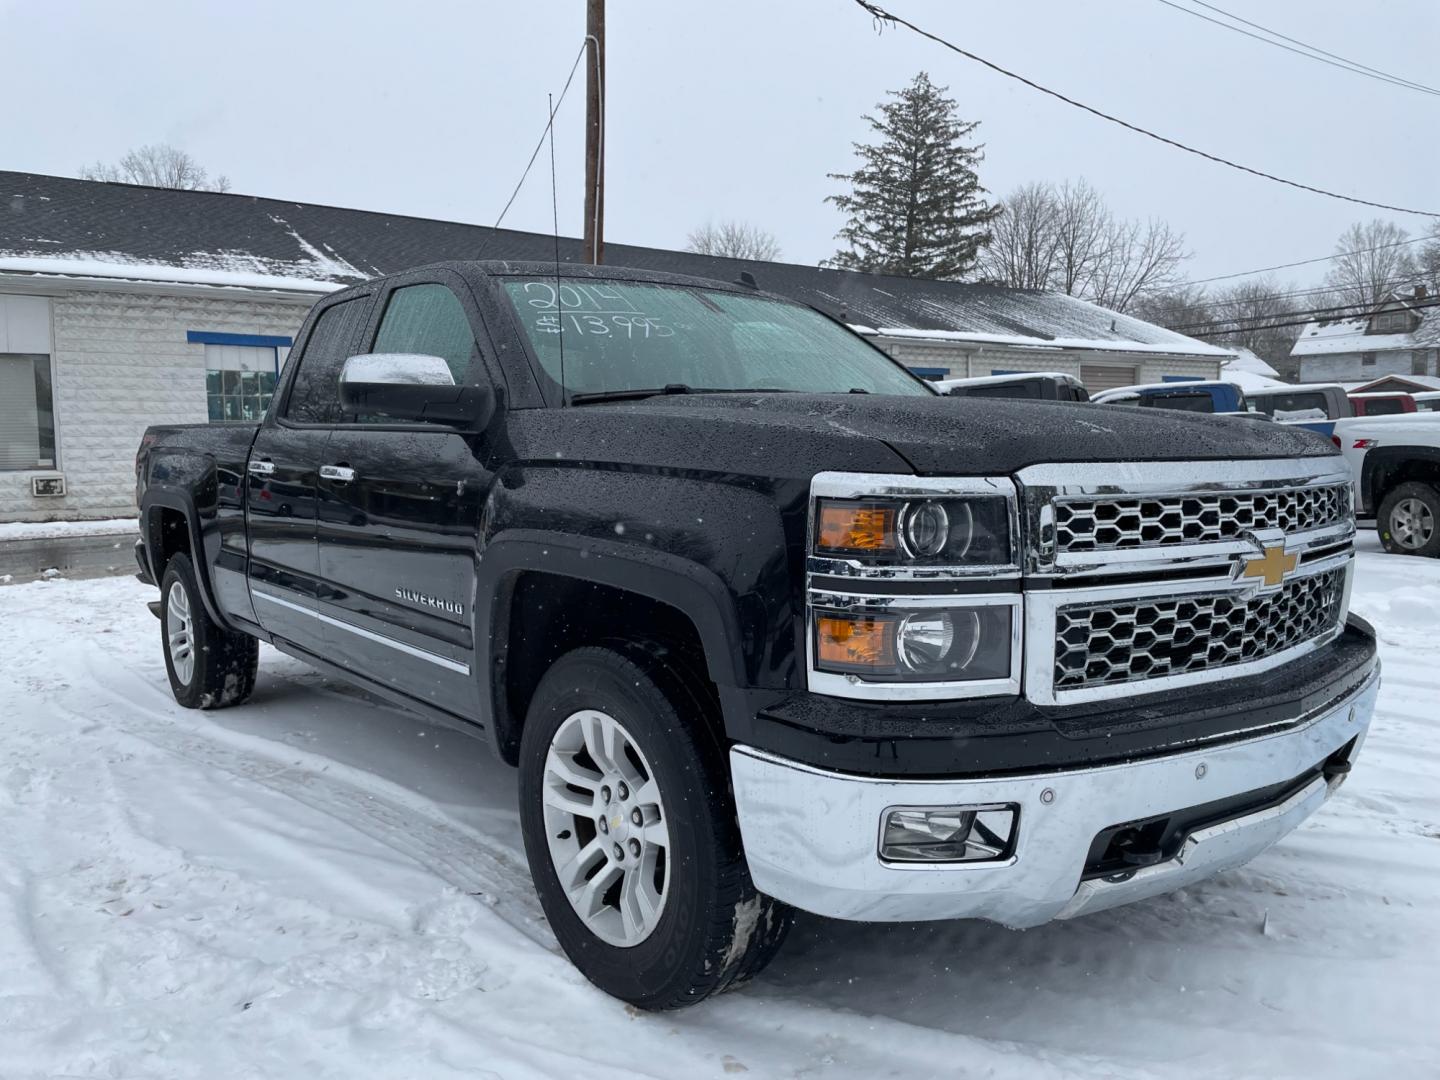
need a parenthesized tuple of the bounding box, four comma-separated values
(1091, 380, 1244, 402)
(1223, 347, 1279, 378)
(0, 170, 1225, 359)
(935, 371, 1080, 392)
(1348, 374, 1440, 393)
(1291, 295, 1438, 358)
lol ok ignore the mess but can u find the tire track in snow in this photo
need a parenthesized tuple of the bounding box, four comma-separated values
(63, 642, 557, 952)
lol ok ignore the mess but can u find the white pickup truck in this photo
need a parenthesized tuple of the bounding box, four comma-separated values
(1334, 412, 1440, 556)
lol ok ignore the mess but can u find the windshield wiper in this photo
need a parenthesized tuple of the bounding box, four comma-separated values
(568, 385, 797, 406)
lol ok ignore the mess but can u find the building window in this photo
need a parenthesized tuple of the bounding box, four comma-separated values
(1361, 351, 1376, 367)
(0, 353, 55, 470)
(205, 345, 279, 421)
(187, 331, 294, 423)
(1370, 309, 1415, 334)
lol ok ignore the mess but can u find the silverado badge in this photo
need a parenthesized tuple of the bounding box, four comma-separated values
(1240, 542, 1297, 588)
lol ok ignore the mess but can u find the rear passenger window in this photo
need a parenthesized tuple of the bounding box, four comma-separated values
(372, 284, 476, 384)
(1142, 393, 1213, 413)
(284, 297, 368, 424)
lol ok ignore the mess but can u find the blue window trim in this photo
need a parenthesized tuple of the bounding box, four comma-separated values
(1161, 375, 1202, 383)
(907, 366, 950, 379)
(187, 330, 294, 348)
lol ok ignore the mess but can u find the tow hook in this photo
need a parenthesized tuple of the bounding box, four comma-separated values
(1322, 758, 1352, 783)
(1112, 828, 1166, 868)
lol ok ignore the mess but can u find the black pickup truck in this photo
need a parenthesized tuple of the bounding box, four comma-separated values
(135, 261, 1380, 1009)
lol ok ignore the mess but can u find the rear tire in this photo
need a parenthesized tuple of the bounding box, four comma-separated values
(159, 553, 258, 709)
(1377, 482, 1440, 557)
(517, 646, 792, 1010)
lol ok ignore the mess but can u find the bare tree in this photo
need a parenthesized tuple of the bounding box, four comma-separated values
(1130, 284, 1215, 336)
(1415, 223, 1440, 297)
(1207, 276, 1304, 363)
(1088, 218, 1188, 314)
(978, 182, 1059, 289)
(81, 144, 230, 192)
(1323, 219, 1414, 310)
(980, 178, 1187, 312)
(685, 220, 782, 261)
(1052, 179, 1113, 298)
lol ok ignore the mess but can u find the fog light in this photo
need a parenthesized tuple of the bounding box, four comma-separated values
(880, 804, 1018, 863)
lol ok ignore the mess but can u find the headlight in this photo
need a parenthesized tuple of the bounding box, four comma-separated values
(814, 604, 1013, 682)
(814, 496, 1010, 565)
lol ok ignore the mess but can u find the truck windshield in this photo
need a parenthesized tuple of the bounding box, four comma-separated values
(500, 278, 933, 399)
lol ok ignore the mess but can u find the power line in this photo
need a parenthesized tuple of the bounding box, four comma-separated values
(1182, 275, 1421, 310)
(850, 1, 1440, 219)
(1189, 0, 1440, 96)
(1187, 234, 1429, 286)
(1175, 296, 1440, 336)
(1190, 302, 1438, 338)
(1152, 0, 1440, 98)
(474, 41, 588, 260)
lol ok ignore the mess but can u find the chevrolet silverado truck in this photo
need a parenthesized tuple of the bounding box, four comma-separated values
(1335, 411, 1440, 555)
(134, 261, 1380, 1009)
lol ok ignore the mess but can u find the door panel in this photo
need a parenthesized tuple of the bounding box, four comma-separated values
(245, 291, 371, 654)
(246, 426, 330, 652)
(314, 429, 486, 716)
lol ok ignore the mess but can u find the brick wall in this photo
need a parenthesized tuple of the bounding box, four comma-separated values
(0, 287, 311, 522)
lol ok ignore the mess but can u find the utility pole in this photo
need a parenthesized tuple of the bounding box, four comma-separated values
(583, 0, 605, 264)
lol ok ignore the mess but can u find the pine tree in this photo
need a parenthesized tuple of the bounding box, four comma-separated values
(827, 72, 1000, 279)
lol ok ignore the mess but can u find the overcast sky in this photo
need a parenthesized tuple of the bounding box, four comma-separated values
(3, 0, 1436, 286)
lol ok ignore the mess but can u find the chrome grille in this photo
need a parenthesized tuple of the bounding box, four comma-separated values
(1054, 568, 1346, 691)
(1054, 483, 1351, 554)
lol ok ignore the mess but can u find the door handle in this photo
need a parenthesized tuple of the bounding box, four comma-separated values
(319, 464, 356, 483)
(248, 459, 276, 476)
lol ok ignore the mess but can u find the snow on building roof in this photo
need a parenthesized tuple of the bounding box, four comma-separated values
(1223, 347, 1279, 378)
(0, 170, 1225, 359)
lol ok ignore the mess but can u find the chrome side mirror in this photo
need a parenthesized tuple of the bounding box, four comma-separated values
(338, 353, 493, 429)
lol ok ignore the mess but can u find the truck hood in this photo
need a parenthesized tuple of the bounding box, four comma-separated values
(552, 393, 1337, 476)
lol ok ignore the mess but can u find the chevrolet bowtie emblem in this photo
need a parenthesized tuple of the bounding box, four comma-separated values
(1242, 543, 1298, 587)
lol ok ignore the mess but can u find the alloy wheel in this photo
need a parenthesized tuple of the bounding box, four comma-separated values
(1391, 497, 1435, 550)
(542, 709, 670, 947)
(166, 580, 196, 685)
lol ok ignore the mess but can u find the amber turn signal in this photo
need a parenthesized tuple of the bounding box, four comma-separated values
(815, 613, 898, 671)
(816, 501, 898, 554)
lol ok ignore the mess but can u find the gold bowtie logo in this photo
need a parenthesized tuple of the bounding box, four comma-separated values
(1242, 543, 1298, 587)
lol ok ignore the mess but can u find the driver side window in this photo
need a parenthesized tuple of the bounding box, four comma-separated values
(372, 284, 476, 384)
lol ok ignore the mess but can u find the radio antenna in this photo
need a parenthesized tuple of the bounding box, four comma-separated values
(547, 92, 567, 406)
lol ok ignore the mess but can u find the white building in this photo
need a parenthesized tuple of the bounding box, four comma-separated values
(0, 171, 1229, 523)
(1290, 288, 1439, 384)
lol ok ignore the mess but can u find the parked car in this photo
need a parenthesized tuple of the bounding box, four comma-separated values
(936, 371, 1090, 402)
(1412, 390, 1440, 413)
(133, 261, 1379, 1009)
(1246, 383, 1353, 438)
(1334, 411, 1440, 555)
(1090, 380, 1249, 414)
(1348, 392, 1417, 417)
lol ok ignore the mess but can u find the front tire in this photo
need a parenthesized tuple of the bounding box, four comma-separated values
(159, 553, 258, 709)
(1377, 481, 1440, 556)
(518, 646, 791, 1010)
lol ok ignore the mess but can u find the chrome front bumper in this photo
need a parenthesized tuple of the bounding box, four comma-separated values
(730, 666, 1378, 927)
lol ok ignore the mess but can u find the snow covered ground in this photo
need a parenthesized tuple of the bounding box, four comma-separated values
(1, 537, 1436, 1079)
(0, 517, 137, 542)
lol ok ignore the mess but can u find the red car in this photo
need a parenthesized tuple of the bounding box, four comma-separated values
(1348, 392, 1417, 417)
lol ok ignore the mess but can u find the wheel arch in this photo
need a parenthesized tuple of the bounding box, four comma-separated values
(474, 530, 750, 765)
(139, 488, 231, 631)
(1363, 445, 1440, 515)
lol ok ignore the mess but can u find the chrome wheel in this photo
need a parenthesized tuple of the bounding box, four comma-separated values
(166, 580, 196, 685)
(542, 709, 670, 947)
(1391, 497, 1435, 550)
